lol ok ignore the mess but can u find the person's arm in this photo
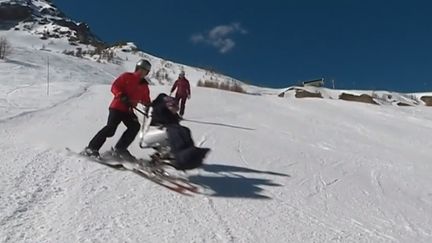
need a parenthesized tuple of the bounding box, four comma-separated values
(170, 80, 178, 95)
(140, 86, 151, 106)
(187, 79, 191, 98)
(111, 73, 127, 98)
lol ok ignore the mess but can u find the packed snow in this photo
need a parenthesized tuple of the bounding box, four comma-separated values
(1, 29, 432, 243)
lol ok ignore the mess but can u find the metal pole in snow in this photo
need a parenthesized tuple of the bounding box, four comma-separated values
(47, 56, 49, 96)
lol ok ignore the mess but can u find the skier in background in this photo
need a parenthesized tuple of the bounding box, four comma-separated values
(170, 70, 190, 118)
(83, 59, 152, 161)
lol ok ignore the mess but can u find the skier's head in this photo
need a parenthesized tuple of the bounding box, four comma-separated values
(135, 59, 151, 77)
(164, 95, 179, 114)
(179, 70, 185, 78)
(152, 93, 179, 114)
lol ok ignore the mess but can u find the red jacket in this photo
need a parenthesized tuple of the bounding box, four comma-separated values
(170, 77, 190, 98)
(109, 72, 151, 112)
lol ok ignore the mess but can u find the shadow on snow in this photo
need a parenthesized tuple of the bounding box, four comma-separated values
(187, 163, 290, 199)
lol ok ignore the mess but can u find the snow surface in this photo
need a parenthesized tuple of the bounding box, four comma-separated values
(1, 33, 432, 243)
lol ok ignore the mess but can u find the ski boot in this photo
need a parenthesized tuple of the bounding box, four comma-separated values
(82, 147, 101, 160)
(112, 147, 137, 162)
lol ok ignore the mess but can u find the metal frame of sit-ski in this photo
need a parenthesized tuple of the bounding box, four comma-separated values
(135, 107, 176, 167)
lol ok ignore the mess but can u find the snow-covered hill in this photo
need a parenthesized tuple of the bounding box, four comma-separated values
(1, 49, 432, 242)
(280, 86, 432, 107)
(3, 0, 430, 102)
(0, 0, 103, 48)
(1, 1, 432, 242)
(0, 0, 257, 91)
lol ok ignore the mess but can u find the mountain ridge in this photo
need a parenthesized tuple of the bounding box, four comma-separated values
(1, 0, 431, 104)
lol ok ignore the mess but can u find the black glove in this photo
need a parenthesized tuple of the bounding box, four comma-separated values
(120, 94, 131, 106)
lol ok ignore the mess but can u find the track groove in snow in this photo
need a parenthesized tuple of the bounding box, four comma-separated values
(1, 150, 64, 242)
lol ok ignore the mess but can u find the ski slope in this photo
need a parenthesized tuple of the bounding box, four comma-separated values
(1, 48, 432, 243)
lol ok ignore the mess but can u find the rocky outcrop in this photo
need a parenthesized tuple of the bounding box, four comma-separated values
(396, 102, 412, 106)
(52, 19, 102, 45)
(0, 3, 32, 22)
(339, 93, 378, 105)
(0, 0, 104, 46)
(295, 89, 323, 98)
(420, 96, 432, 106)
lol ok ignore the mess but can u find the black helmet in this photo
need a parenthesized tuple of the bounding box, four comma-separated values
(135, 59, 151, 71)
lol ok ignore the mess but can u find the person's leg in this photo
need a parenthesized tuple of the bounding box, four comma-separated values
(165, 125, 183, 151)
(88, 109, 122, 151)
(115, 112, 140, 150)
(179, 96, 187, 116)
(166, 125, 209, 170)
(179, 125, 194, 147)
(174, 96, 180, 105)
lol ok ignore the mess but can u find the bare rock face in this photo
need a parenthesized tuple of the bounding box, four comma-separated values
(0, 4, 32, 22)
(420, 96, 432, 106)
(295, 89, 323, 99)
(396, 102, 412, 106)
(339, 93, 378, 105)
(0, 0, 104, 46)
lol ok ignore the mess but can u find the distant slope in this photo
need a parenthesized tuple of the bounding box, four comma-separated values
(279, 86, 432, 107)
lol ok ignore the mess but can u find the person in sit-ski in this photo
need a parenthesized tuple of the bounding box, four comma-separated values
(150, 93, 210, 170)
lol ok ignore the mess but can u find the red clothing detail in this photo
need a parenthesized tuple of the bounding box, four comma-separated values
(109, 72, 151, 112)
(170, 77, 190, 98)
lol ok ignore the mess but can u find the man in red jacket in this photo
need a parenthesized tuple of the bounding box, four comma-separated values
(84, 59, 152, 161)
(170, 71, 191, 118)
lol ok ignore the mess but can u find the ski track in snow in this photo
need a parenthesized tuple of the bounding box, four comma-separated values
(1, 150, 64, 242)
(236, 141, 249, 167)
(202, 196, 236, 242)
(0, 85, 90, 124)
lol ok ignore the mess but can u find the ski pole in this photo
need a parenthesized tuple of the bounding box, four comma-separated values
(133, 107, 147, 116)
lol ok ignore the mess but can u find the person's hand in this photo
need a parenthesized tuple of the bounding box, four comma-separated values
(120, 94, 131, 106)
(143, 105, 150, 116)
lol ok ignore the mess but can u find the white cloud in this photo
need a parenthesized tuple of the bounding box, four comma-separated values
(190, 34, 205, 43)
(190, 22, 247, 54)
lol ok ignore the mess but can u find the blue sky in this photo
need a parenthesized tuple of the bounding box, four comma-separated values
(53, 0, 432, 92)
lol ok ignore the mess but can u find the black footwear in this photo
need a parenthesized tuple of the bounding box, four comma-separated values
(83, 147, 100, 158)
(113, 147, 137, 162)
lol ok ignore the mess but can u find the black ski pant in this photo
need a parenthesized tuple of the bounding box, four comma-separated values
(175, 96, 187, 116)
(166, 124, 194, 153)
(165, 124, 209, 170)
(88, 108, 140, 151)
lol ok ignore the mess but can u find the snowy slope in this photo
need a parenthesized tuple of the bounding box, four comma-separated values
(1, 1, 432, 242)
(1, 45, 432, 243)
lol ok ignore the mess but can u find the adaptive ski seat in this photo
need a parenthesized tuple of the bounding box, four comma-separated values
(138, 93, 209, 170)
